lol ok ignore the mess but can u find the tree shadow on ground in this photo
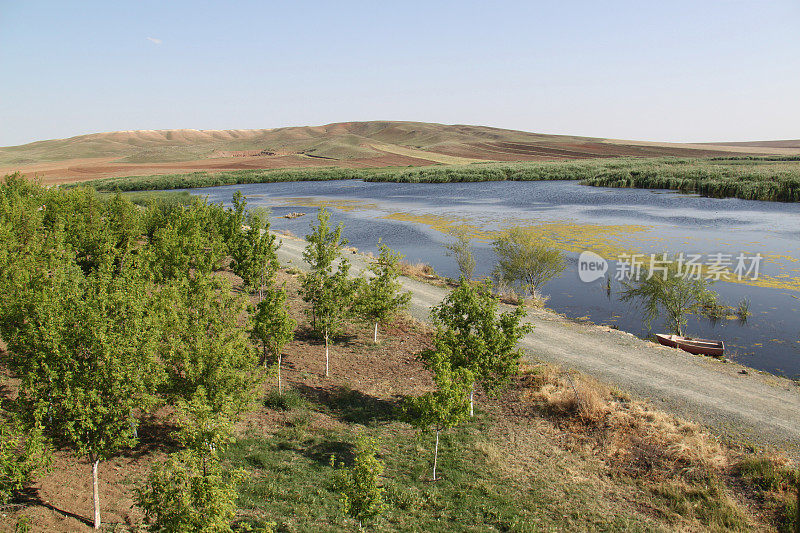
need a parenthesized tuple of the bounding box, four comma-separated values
(12, 488, 93, 528)
(293, 382, 400, 425)
(293, 324, 357, 345)
(119, 418, 181, 460)
(301, 439, 354, 467)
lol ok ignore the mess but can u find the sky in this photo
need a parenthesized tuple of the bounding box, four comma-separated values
(0, 0, 798, 146)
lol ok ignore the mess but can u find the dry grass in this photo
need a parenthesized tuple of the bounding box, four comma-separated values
(397, 260, 443, 284)
(517, 363, 730, 478)
(497, 292, 523, 306)
(525, 293, 550, 308)
(493, 282, 549, 308)
(510, 362, 800, 529)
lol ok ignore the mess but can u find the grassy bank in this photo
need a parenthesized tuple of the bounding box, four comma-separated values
(81, 156, 800, 202)
(225, 412, 658, 531)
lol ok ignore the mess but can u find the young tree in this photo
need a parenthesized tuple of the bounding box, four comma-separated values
(301, 207, 359, 376)
(403, 361, 473, 481)
(250, 285, 296, 394)
(314, 265, 359, 377)
(156, 273, 261, 423)
(356, 242, 411, 343)
(135, 450, 243, 533)
(444, 226, 476, 281)
(427, 280, 531, 416)
(492, 227, 566, 298)
(301, 207, 345, 325)
(331, 433, 387, 528)
(145, 198, 227, 283)
(6, 262, 161, 529)
(136, 309, 254, 533)
(230, 199, 279, 298)
(620, 256, 719, 336)
(223, 190, 248, 247)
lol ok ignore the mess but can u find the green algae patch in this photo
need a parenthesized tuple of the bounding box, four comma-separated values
(381, 211, 800, 292)
(270, 197, 379, 212)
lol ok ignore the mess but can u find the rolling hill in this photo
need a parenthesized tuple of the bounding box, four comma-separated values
(1, 121, 798, 183)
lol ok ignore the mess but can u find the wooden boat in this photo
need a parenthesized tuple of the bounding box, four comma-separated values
(655, 334, 724, 357)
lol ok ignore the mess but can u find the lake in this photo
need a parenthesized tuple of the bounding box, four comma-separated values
(190, 180, 800, 378)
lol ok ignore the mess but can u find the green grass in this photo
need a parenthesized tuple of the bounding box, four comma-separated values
(737, 457, 796, 491)
(262, 388, 307, 411)
(651, 478, 752, 532)
(224, 422, 665, 532)
(223, 385, 671, 532)
(580, 158, 800, 202)
(79, 156, 800, 202)
(735, 458, 799, 531)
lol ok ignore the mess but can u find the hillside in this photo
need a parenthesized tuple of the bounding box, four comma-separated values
(2, 121, 794, 184)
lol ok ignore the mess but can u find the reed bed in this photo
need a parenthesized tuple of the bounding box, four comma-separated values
(81, 156, 800, 202)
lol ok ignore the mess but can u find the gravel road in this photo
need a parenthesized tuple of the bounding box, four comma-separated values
(275, 233, 800, 458)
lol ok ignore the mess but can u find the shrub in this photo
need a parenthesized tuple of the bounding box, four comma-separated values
(331, 434, 387, 527)
(135, 451, 244, 533)
(263, 388, 305, 411)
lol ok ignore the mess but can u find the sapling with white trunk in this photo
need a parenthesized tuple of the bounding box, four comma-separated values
(250, 285, 296, 394)
(7, 261, 161, 529)
(301, 207, 359, 376)
(403, 359, 472, 481)
(355, 242, 411, 343)
(313, 265, 358, 376)
(426, 279, 531, 417)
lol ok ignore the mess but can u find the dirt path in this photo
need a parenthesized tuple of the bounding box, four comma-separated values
(275, 233, 800, 458)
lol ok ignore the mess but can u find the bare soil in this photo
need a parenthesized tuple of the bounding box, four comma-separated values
(0, 270, 438, 531)
(3, 120, 791, 185)
(1, 257, 795, 530)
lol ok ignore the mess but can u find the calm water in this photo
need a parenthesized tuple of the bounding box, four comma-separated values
(191, 180, 800, 378)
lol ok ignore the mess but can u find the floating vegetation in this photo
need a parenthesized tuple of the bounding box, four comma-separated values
(736, 298, 752, 325)
(381, 211, 800, 292)
(269, 197, 379, 212)
(701, 300, 728, 326)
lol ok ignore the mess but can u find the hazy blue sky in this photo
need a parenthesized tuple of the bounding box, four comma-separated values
(1, 0, 798, 146)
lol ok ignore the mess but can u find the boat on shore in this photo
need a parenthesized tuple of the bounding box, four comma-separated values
(655, 334, 725, 357)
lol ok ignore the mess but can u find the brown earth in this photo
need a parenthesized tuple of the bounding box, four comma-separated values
(2, 262, 793, 531)
(0, 153, 448, 186)
(705, 140, 800, 149)
(3, 121, 795, 185)
(0, 269, 437, 531)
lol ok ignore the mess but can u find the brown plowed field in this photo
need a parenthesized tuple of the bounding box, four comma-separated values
(1, 120, 795, 185)
(0, 153, 443, 185)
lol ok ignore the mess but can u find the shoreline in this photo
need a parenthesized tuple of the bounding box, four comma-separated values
(31, 154, 800, 203)
(275, 229, 798, 384)
(274, 231, 800, 459)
